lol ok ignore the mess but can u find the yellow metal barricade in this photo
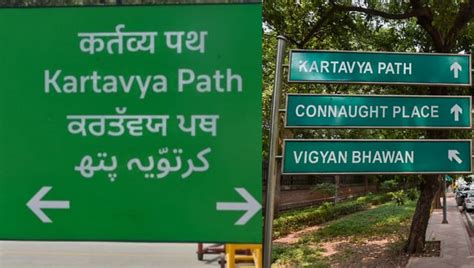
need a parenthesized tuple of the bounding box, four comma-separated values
(225, 244, 262, 268)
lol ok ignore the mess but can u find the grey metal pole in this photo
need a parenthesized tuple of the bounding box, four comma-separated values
(442, 177, 448, 224)
(263, 35, 287, 268)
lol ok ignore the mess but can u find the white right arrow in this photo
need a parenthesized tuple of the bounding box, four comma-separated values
(27, 186, 70, 223)
(448, 150, 463, 164)
(450, 104, 462, 122)
(216, 188, 261, 226)
(450, 62, 462, 79)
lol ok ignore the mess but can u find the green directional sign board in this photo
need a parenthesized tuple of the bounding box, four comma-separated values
(0, 4, 262, 243)
(283, 140, 472, 175)
(286, 94, 472, 129)
(289, 50, 472, 86)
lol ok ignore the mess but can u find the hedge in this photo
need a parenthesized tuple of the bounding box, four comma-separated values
(273, 192, 393, 239)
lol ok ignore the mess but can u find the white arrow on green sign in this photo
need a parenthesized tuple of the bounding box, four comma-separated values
(283, 139, 472, 175)
(26, 186, 70, 224)
(288, 50, 472, 86)
(216, 188, 262, 226)
(285, 94, 472, 129)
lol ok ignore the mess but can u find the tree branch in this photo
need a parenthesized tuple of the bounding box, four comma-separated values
(282, 35, 301, 47)
(333, 5, 416, 20)
(329, 0, 446, 51)
(298, 7, 337, 48)
(329, 0, 417, 20)
(445, 0, 474, 50)
(407, 0, 445, 51)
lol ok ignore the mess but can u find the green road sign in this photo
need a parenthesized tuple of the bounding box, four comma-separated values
(288, 50, 472, 86)
(0, 4, 262, 243)
(285, 94, 472, 129)
(283, 139, 472, 175)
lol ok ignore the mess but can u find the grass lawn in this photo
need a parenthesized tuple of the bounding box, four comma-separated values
(272, 200, 416, 267)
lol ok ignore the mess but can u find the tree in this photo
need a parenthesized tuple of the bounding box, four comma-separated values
(263, 0, 473, 254)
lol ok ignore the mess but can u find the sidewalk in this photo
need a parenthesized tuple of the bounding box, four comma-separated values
(407, 194, 474, 267)
(0, 242, 221, 268)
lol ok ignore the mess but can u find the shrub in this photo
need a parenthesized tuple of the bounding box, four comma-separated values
(273, 192, 393, 239)
(406, 188, 419, 201)
(389, 190, 406, 206)
(311, 183, 337, 196)
(380, 179, 398, 192)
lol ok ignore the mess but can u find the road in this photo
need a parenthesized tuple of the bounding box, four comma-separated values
(0, 241, 221, 268)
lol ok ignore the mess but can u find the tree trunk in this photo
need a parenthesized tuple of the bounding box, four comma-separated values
(405, 122, 447, 254)
(405, 174, 441, 253)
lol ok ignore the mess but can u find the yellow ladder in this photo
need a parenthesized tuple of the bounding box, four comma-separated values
(225, 244, 262, 268)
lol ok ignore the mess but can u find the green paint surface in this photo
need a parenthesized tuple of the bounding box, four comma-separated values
(283, 140, 471, 174)
(286, 95, 471, 128)
(0, 4, 262, 243)
(289, 50, 471, 86)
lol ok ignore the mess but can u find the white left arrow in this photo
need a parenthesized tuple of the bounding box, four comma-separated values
(448, 150, 463, 164)
(450, 104, 462, 122)
(27, 186, 70, 223)
(450, 62, 462, 79)
(216, 188, 261, 226)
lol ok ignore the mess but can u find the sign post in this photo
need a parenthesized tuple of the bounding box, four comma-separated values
(263, 36, 287, 268)
(289, 50, 472, 86)
(0, 4, 262, 243)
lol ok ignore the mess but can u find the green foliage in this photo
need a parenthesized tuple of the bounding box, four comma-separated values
(380, 179, 399, 192)
(262, 1, 474, 158)
(274, 201, 365, 239)
(272, 244, 329, 268)
(385, 187, 419, 206)
(318, 201, 333, 211)
(387, 187, 420, 206)
(273, 192, 393, 238)
(355, 192, 391, 205)
(354, 192, 372, 203)
(361, 192, 395, 205)
(311, 182, 337, 196)
(389, 190, 406, 206)
(405, 188, 419, 201)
